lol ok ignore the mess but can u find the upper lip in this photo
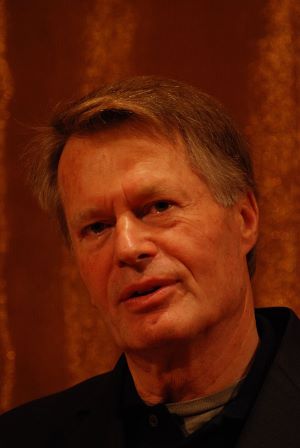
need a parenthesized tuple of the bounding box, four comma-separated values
(120, 278, 176, 302)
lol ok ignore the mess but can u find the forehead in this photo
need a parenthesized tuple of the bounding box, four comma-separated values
(59, 126, 192, 180)
(57, 127, 209, 219)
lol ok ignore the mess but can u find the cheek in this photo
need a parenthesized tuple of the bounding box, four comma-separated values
(76, 250, 111, 306)
(168, 217, 241, 276)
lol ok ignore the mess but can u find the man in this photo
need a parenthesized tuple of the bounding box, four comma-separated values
(0, 77, 299, 447)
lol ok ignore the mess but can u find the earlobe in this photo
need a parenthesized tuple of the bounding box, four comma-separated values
(238, 191, 259, 253)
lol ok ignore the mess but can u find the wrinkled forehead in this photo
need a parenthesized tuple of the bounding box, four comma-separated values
(60, 119, 191, 170)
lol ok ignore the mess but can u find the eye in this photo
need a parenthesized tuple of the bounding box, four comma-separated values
(81, 221, 110, 237)
(150, 200, 173, 213)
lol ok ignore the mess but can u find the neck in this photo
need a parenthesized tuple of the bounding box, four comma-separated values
(125, 303, 259, 405)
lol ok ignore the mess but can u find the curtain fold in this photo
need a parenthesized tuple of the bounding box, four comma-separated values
(0, 0, 15, 413)
(248, 0, 300, 314)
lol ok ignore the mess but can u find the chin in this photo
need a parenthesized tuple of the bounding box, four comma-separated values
(118, 318, 204, 354)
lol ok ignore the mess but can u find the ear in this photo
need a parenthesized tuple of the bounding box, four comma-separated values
(236, 191, 259, 255)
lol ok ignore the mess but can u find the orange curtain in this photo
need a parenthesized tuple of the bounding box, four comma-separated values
(0, 0, 299, 413)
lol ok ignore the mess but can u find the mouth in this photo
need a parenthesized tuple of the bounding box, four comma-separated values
(129, 285, 162, 299)
(120, 279, 176, 303)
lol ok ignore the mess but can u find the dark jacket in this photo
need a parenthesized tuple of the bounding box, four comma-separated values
(0, 308, 299, 447)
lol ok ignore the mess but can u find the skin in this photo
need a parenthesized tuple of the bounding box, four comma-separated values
(58, 126, 259, 404)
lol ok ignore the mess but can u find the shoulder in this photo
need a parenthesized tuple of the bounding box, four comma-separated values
(1, 368, 115, 417)
(238, 308, 300, 447)
(256, 306, 300, 356)
(0, 359, 124, 447)
(256, 306, 300, 376)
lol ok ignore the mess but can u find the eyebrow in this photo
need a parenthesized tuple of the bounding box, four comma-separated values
(71, 208, 111, 228)
(130, 184, 172, 199)
(124, 183, 184, 206)
(71, 183, 186, 228)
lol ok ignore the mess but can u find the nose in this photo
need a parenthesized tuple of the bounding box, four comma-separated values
(114, 213, 158, 268)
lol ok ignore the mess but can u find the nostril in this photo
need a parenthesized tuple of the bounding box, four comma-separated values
(137, 253, 151, 260)
(118, 251, 154, 269)
(116, 234, 158, 267)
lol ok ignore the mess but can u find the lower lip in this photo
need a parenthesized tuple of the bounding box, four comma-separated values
(122, 283, 177, 313)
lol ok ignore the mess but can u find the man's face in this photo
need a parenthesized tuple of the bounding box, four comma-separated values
(58, 128, 257, 353)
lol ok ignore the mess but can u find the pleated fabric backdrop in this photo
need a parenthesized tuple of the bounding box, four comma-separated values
(0, 0, 299, 413)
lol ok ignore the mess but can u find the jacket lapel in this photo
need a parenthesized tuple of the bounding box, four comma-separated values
(62, 358, 126, 448)
(237, 309, 300, 448)
(65, 404, 125, 448)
